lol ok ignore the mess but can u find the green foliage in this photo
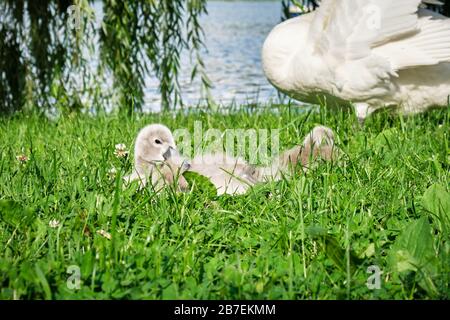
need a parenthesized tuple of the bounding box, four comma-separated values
(372, 128, 400, 154)
(1, 0, 73, 113)
(306, 226, 362, 274)
(0, 105, 448, 299)
(421, 184, 450, 233)
(389, 218, 434, 274)
(388, 217, 439, 296)
(0, 0, 209, 114)
(0, 200, 36, 228)
(183, 171, 218, 198)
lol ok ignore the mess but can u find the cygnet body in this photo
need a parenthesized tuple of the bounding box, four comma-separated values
(126, 124, 338, 195)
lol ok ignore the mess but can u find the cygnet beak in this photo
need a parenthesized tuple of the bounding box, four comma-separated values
(181, 160, 191, 171)
(163, 146, 176, 160)
(163, 146, 191, 172)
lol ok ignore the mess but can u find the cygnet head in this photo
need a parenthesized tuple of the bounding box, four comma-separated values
(134, 124, 176, 172)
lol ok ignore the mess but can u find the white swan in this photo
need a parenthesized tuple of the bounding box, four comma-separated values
(126, 124, 339, 195)
(263, 0, 450, 121)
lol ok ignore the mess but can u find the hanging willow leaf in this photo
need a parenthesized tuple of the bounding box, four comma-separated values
(1, 0, 209, 114)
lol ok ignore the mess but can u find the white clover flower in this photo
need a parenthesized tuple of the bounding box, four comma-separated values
(16, 154, 29, 164)
(115, 143, 126, 150)
(107, 167, 117, 179)
(114, 143, 129, 158)
(97, 229, 112, 240)
(49, 219, 60, 228)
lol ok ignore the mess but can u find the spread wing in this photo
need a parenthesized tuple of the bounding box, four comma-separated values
(308, 0, 450, 71)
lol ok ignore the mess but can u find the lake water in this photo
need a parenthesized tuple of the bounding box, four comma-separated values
(167, 1, 281, 109)
(143, 1, 283, 110)
(89, 1, 282, 111)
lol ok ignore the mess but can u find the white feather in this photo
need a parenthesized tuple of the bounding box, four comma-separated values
(262, 0, 450, 120)
(374, 10, 450, 69)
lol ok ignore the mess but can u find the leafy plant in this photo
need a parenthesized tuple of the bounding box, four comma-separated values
(183, 171, 218, 198)
(388, 217, 439, 297)
(421, 184, 450, 233)
(0, 200, 36, 228)
(0, 106, 448, 299)
(306, 226, 362, 274)
(0, 0, 210, 114)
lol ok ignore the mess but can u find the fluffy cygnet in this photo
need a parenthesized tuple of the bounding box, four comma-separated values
(126, 124, 338, 196)
(188, 125, 337, 195)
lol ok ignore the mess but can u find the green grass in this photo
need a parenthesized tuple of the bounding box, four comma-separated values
(0, 105, 449, 299)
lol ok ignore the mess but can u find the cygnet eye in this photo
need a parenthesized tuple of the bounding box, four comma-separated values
(155, 139, 162, 145)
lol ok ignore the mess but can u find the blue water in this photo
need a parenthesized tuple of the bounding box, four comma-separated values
(89, 1, 282, 111)
(144, 1, 282, 110)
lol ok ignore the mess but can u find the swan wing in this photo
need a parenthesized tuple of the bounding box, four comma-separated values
(309, 0, 422, 62)
(309, 0, 450, 69)
(373, 10, 450, 69)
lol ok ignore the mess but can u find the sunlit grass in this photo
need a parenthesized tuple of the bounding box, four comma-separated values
(0, 105, 449, 299)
